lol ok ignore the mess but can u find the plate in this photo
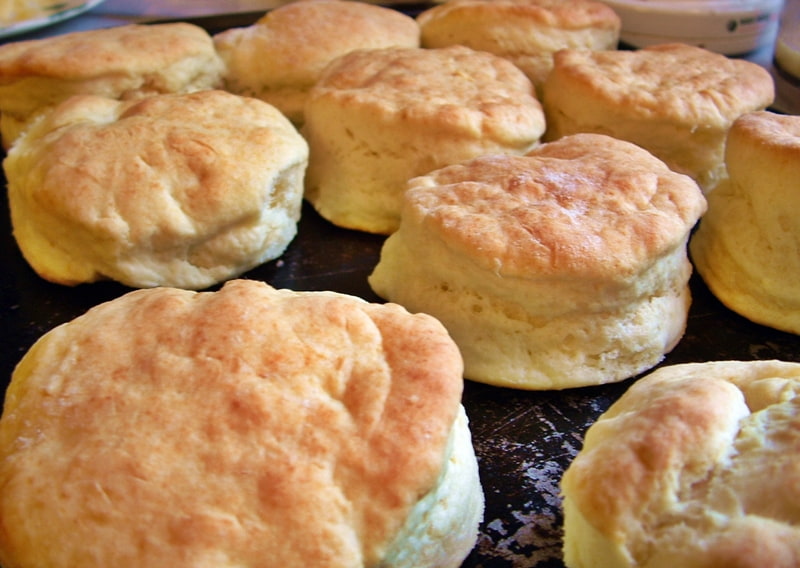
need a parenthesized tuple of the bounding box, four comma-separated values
(0, 0, 106, 39)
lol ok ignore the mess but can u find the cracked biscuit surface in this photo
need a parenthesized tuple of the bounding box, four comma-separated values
(417, 0, 620, 95)
(369, 133, 706, 389)
(542, 43, 774, 192)
(0, 279, 483, 568)
(303, 45, 545, 234)
(214, 0, 419, 126)
(5, 90, 308, 289)
(561, 360, 800, 568)
(0, 23, 225, 148)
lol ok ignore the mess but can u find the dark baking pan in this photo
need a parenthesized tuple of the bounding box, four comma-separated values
(1, 6, 799, 568)
(3, 202, 799, 567)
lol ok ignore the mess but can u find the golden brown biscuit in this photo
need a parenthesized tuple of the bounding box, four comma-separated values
(369, 133, 706, 389)
(303, 45, 545, 235)
(690, 111, 800, 335)
(0, 0, 45, 24)
(561, 360, 800, 568)
(542, 43, 775, 192)
(0, 23, 225, 148)
(213, 0, 420, 126)
(417, 0, 620, 95)
(4, 90, 308, 290)
(0, 279, 483, 568)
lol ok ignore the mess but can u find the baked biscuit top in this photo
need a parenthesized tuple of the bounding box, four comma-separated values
(402, 133, 706, 279)
(0, 23, 220, 81)
(562, 360, 800, 566)
(310, 45, 545, 145)
(550, 43, 775, 127)
(0, 280, 465, 566)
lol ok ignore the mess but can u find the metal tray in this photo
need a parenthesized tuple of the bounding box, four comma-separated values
(3, 196, 799, 566)
(1, 7, 799, 567)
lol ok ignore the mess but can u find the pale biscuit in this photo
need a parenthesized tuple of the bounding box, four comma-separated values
(0, 279, 483, 568)
(690, 111, 800, 335)
(213, 0, 420, 126)
(561, 360, 800, 568)
(369, 133, 706, 389)
(5, 90, 308, 290)
(303, 45, 545, 235)
(417, 0, 620, 95)
(542, 43, 775, 192)
(0, 23, 225, 148)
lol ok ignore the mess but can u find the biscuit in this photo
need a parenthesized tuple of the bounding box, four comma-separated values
(0, 23, 225, 148)
(561, 360, 800, 568)
(417, 0, 620, 95)
(0, 279, 483, 567)
(213, 0, 420, 126)
(368, 133, 706, 389)
(542, 43, 775, 192)
(0, 0, 45, 24)
(690, 111, 800, 335)
(303, 45, 545, 234)
(4, 90, 308, 290)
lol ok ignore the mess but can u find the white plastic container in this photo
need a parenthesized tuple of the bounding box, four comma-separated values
(603, 0, 785, 55)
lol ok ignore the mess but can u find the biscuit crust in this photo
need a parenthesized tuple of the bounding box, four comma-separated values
(543, 44, 775, 191)
(5, 90, 309, 289)
(418, 0, 620, 91)
(0, 23, 220, 82)
(562, 360, 800, 568)
(690, 111, 800, 334)
(369, 133, 706, 388)
(403, 135, 704, 280)
(214, 0, 419, 125)
(0, 23, 225, 147)
(303, 45, 545, 234)
(0, 280, 477, 567)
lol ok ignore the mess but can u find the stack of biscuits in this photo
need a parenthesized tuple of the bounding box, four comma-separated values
(213, 0, 421, 126)
(0, 0, 794, 566)
(417, 0, 622, 96)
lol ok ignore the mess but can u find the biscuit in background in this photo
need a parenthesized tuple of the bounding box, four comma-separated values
(417, 0, 620, 96)
(542, 43, 774, 193)
(5, 90, 308, 290)
(0, 0, 47, 25)
(690, 111, 800, 335)
(0, 279, 483, 568)
(213, 0, 420, 126)
(303, 45, 545, 235)
(0, 23, 225, 148)
(369, 133, 706, 390)
(561, 360, 800, 568)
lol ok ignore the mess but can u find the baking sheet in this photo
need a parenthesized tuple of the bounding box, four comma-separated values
(1, 7, 799, 567)
(3, 197, 799, 567)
